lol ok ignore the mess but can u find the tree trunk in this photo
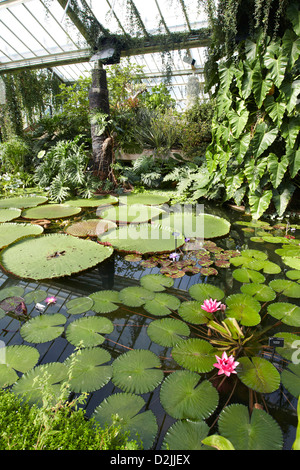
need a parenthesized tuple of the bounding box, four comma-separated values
(89, 63, 114, 181)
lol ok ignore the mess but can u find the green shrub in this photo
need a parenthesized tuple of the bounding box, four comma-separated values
(0, 390, 141, 450)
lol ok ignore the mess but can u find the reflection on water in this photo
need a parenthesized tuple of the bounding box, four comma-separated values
(0, 202, 299, 449)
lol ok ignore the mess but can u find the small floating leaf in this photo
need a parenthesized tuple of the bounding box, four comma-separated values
(237, 357, 280, 393)
(269, 279, 300, 298)
(143, 293, 181, 316)
(119, 286, 154, 307)
(65, 316, 114, 347)
(267, 302, 300, 326)
(188, 283, 224, 303)
(178, 301, 213, 324)
(171, 338, 217, 373)
(89, 290, 120, 313)
(225, 294, 261, 326)
(281, 363, 300, 398)
(65, 296, 94, 315)
(162, 420, 210, 450)
(147, 318, 190, 347)
(23, 289, 47, 304)
(233, 268, 265, 284)
(20, 313, 66, 343)
(240, 283, 276, 302)
(0, 345, 40, 388)
(140, 273, 174, 292)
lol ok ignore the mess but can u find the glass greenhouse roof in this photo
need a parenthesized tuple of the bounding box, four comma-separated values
(0, 0, 210, 107)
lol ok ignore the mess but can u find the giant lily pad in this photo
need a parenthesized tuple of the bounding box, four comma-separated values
(160, 212, 231, 239)
(64, 347, 112, 393)
(119, 193, 170, 205)
(64, 195, 118, 207)
(171, 338, 217, 373)
(22, 204, 81, 219)
(0, 345, 40, 388)
(20, 313, 66, 343)
(0, 222, 43, 249)
(218, 404, 283, 450)
(0, 195, 48, 209)
(147, 318, 190, 347)
(65, 219, 116, 238)
(99, 223, 185, 254)
(0, 234, 113, 280)
(92, 393, 158, 450)
(225, 294, 261, 326)
(237, 357, 280, 393)
(112, 349, 164, 394)
(98, 204, 164, 223)
(0, 208, 21, 222)
(160, 370, 219, 420)
(65, 316, 114, 348)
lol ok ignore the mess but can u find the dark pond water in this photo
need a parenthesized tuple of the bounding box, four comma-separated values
(0, 200, 299, 450)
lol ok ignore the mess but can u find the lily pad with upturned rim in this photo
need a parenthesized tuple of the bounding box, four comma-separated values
(0, 223, 43, 249)
(119, 193, 170, 205)
(65, 219, 117, 238)
(0, 208, 21, 222)
(21, 204, 81, 220)
(0, 234, 114, 280)
(160, 212, 231, 239)
(0, 195, 48, 209)
(98, 204, 164, 224)
(64, 195, 118, 207)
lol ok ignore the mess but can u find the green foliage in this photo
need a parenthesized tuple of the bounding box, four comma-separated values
(33, 137, 99, 201)
(0, 136, 30, 173)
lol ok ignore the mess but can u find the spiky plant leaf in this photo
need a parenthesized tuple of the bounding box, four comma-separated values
(162, 420, 210, 450)
(218, 404, 283, 450)
(0, 234, 114, 280)
(0, 345, 40, 388)
(92, 393, 158, 450)
(112, 349, 163, 394)
(64, 347, 112, 393)
(143, 293, 181, 316)
(160, 370, 219, 420)
(0, 223, 43, 249)
(20, 313, 66, 343)
(171, 338, 217, 373)
(65, 316, 114, 348)
(147, 318, 190, 347)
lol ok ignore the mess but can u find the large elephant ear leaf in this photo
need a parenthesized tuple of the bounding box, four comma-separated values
(92, 392, 158, 450)
(237, 356, 280, 393)
(162, 420, 210, 450)
(218, 404, 283, 450)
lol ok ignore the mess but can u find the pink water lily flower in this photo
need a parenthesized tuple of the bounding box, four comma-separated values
(45, 296, 57, 305)
(214, 352, 239, 377)
(201, 298, 226, 313)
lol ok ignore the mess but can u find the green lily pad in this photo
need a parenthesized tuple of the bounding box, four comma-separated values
(89, 290, 120, 313)
(65, 316, 114, 348)
(99, 223, 185, 254)
(12, 362, 69, 406)
(119, 286, 155, 307)
(112, 349, 164, 394)
(22, 204, 81, 220)
(237, 357, 280, 393)
(0, 222, 43, 249)
(20, 313, 66, 343)
(92, 393, 158, 450)
(269, 279, 300, 298)
(225, 294, 261, 326)
(267, 302, 300, 326)
(273, 332, 300, 361)
(143, 292, 181, 316)
(147, 318, 190, 347)
(160, 212, 231, 239)
(64, 347, 112, 393)
(0, 195, 48, 209)
(65, 195, 118, 206)
(282, 256, 300, 270)
(98, 204, 164, 223)
(0, 296, 27, 317)
(218, 404, 283, 450)
(178, 301, 213, 324)
(188, 283, 225, 303)
(0, 286, 24, 301)
(171, 338, 217, 373)
(0, 208, 21, 222)
(240, 249, 268, 260)
(162, 420, 210, 450)
(65, 219, 117, 238)
(140, 273, 174, 292)
(65, 296, 94, 315)
(286, 270, 300, 280)
(232, 268, 265, 284)
(0, 234, 114, 280)
(160, 370, 219, 420)
(23, 289, 48, 304)
(119, 193, 170, 205)
(240, 283, 276, 302)
(0, 345, 40, 388)
(281, 363, 300, 398)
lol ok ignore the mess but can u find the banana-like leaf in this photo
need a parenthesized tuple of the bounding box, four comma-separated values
(267, 154, 289, 189)
(249, 190, 273, 220)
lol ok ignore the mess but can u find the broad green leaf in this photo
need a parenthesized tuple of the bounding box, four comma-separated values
(281, 364, 300, 398)
(285, 144, 300, 179)
(118, 193, 170, 206)
(228, 106, 249, 138)
(112, 349, 164, 394)
(218, 60, 235, 92)
(140, 273, 174, 292)
(282, 29, 300, 66)
(263, 46, 288, 87)
(119, 286, 154, 307)
(23, 289, 47, 305)
(0, 286, 24, 301)
(0, 222, 43, 250)
(274, 332, 300, 361)
(0, 208, 21, 223)
(0, 345, 40, 388)
(143, 292, 180, 316)
(269, 279, 300, 298)
(188, 283, 224, 303)
(232, 133, 251, 163)
(178, 300, 213, 325)
(65, 316, 114, 347)
(280, 79, 300, 114)
(98, 204, 164, 223)
(92, 393, 158, 450)
(267, 302, 300, 326)
(171, 338, 217, 373)
(268, 154, 289, 188)
(232, 268, 265, 284)
(22, 204, 81, 220)
(240, 283, 276, 302)
(244, 156, 269, 193)
(0, 195, 47, 209)
(293, 397, 300, 450)
(282, 256, 300, 270)
(281, 117, 300, 148)
(273, 183, 296, 217)
(160, 370, 218, 420)
(89, 290, 120, 314)
(225, 293, 261, 326)
(147, 318, 190, 347)
(65, 296, 94, 315)
(218, 404, 283, 450)
(239, 61, 255, 99)
(264, 96, 286, 127)
(202, 435, 235, 450)
(251, 124, 278, 158)
(286, 3, 300, 35)
(20, 313, 66, 343)
(237, 356, 280, 393)
(252, 64, 273, 108)
(249, 190, 273, 220)
(225, 172, 244, 200)
(162, 420, 210, 450)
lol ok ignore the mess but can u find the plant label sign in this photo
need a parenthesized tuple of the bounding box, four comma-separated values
(269, 337, 284, 348)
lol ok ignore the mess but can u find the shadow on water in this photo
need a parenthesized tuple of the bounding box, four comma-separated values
(0, 201, 299, 450)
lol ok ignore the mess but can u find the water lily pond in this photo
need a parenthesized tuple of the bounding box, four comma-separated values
(0, 192, 299, 450)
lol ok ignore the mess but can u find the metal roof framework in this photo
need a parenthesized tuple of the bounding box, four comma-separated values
(0, 0, 211, 108)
